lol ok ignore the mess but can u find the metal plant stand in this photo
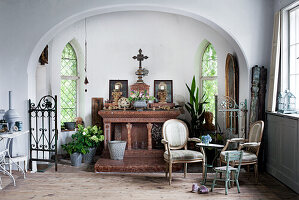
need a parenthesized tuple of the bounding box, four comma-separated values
(29, 95, 58, 171)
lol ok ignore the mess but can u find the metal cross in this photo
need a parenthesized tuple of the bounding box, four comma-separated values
(132, 49, 148, 68)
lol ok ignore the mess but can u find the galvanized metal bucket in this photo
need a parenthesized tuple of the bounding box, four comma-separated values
(83, 147, 96, 164)
(70, 152, 82, 167)
(108, 141, 126, 160)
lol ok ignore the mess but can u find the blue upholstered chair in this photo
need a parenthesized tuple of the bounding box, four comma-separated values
(161, 119, 205, 185)
(211, 150, 243, 195)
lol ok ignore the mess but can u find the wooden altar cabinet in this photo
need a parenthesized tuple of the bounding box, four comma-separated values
(98, 110, 181, 150)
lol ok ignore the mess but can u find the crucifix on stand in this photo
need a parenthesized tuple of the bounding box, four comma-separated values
(133, 49, 149, 83)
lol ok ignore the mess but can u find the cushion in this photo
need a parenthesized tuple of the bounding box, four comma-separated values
(164, 150, 203, 161)
(220, 151, 257, 163)
(214, 166, 238, 172)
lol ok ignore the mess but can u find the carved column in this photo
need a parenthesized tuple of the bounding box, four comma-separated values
(104, 122, 111, 149)
(249, 65, 261, 125)
(126, 123, 132, 150)
(258, 66, 267, 122)
(147, 123, 153, 150)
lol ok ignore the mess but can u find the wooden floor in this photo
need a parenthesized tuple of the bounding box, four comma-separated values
(0, 163, 298, 200)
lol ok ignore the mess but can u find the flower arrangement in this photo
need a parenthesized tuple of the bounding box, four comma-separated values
(201, 134, 212, 144)
(128, 90, 155, 102)
(77, 124, 104, 148)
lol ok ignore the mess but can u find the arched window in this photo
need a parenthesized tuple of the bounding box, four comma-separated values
(201, 43, 218, 117)
(60, 43, 78, 125)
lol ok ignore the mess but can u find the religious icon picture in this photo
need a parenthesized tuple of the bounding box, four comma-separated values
(109, 80, 128, 101)
(154, 80, 173, 103)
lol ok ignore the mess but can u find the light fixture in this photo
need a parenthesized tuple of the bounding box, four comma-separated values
(84, 18, 89, 91)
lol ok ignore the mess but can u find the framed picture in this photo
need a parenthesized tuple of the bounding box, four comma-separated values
(109, 80, 128, 100)
(154, 80, 173, 103)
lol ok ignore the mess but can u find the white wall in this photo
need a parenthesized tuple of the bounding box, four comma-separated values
(43, 11, 235, 128)
(0, 0, 274, 158)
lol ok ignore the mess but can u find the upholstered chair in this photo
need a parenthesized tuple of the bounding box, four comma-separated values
(220, 120, 264, 182)
(162, 119, 205, 185)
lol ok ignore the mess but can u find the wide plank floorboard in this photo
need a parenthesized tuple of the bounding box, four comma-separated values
(0, 164, 298, 200)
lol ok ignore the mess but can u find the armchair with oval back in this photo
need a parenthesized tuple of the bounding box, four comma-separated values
(220, 120, 264, 182)
(162, 119, 205, 185)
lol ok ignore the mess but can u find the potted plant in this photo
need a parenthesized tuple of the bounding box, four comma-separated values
(77, 124, 104, 164)
(185, 76, 208, 138)
(128, 90, 155, 111)
(61, 132, 87, 167)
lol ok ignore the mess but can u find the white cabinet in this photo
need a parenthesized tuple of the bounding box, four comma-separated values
(266, 113, 299, 193)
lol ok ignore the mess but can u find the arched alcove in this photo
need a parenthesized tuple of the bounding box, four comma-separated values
(27, 5, 249, 103)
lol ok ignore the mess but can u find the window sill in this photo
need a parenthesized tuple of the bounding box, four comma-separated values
(266, 111, 299, 120)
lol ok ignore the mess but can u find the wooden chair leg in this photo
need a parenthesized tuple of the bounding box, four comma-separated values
(254, 163, 258, 184)
(169, 162, 172, 185)
(165, 162, 168, 178)
(184, 163, 187, 178)
(202, 161, 205, 179)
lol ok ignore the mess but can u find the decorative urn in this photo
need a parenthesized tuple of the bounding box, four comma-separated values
(133, 100, 147, 111)
(3, 91, 21, 131)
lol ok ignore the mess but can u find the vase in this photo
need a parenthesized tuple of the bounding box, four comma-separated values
(108, 141, 126, 160)
(70, 152, 82, 167)
(83, 147, 96, 164)
(133, 100, 147, 111)
(3, 91, 21, 131)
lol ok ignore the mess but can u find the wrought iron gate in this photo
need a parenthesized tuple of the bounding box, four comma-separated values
(29, 95, 58, 171)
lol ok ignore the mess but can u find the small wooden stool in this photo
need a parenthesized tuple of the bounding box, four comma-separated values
(5, 155, 27, 174)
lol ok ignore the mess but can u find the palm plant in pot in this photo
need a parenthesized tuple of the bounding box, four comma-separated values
(185, 76, 208, 138)
(77, 124, 104, 164)
(61, 132, 88, 167)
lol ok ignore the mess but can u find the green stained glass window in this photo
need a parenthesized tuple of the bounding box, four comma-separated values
(203, 79, 218, 113)
(61, 43, 78, 125)
(202, 44, 217, 77)
(201, 44, 218, 116)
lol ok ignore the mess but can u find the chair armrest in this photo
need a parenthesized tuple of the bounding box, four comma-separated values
(231, 138, 246, 142)
(161, 139, 171, 159)
(188, 138, 201, 143)
(239, 142, 260, 149)
(161, 139, 168, 144)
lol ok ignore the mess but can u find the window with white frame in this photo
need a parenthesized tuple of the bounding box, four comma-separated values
(201, 43, 218, 116)
(60, 43, 79, 125)
(289, 6, 299, 109)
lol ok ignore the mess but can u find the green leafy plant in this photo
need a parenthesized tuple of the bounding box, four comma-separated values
(185, 76, 208, 138)
(77, 124, 104, 148)
(61, 125, 104, 155)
